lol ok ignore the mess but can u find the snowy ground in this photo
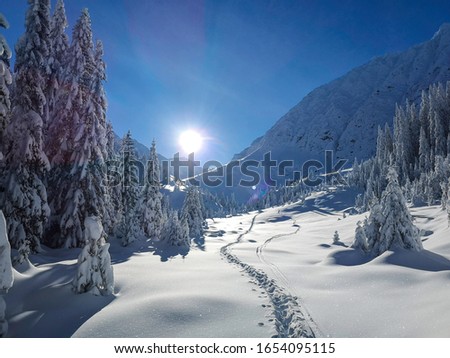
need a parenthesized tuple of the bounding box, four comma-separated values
(5, 188, 450, 337)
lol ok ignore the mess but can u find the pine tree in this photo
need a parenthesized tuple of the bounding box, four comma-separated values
(419, 126, 430, 173)
(181, 186, 204, 239)
(47, 0, 69, 124)
(364, 202, 383, 250)
(47, 9, 110, 248)
(0, 13, 11, 158)
(419, 90, 430, 132)
(161, 210, 189, 247)
(4, 0, 51, 253)
(137, 140, 163, 240)
(352, 221, 368, 252)
(332, 230, 340, 244)
(72, 216, 114, 296)
(407, 102, 420, 155)
(13, 0, 51, 125)
(118, 131, 141, 246)
(433, 111, 446, 157)
(0, 211, 13, 337)
(375, 125, 386, 161)
(105, 120, 122, 232)
(372, 168, 422, 256)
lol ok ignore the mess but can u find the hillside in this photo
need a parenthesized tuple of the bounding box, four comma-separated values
(234, 23, 450, 165)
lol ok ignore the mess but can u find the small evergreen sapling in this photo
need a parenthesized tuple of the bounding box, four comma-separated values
(73, 216, 114, 296)
(352, 221, 368, 252)
(161, 210, 190, 247)
(333, 230, 340, 244)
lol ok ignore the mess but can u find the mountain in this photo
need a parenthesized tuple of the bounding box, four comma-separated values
(234, 23, 450, 167)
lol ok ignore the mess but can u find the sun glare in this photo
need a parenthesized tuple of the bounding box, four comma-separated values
(179, 130, 203, 154)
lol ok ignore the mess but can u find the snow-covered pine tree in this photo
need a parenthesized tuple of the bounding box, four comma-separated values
(0, 13, 12, 210)
(118, 131, 141, 246)
(363, 202, 382, 250)
(352, 221, 368, 252)
(88, 39, 111, 232)
(393, 105, 410, 181)
(72, 216, 114, 296)
(105, 120, 122, 232)
(161, 210, 189, 247)
(181, 186, 204, 239)
(137, 140, 163, 240)
(433, 110, 447, 158)
(407, 102, 420, 155)
(14, 0, 51, 125)
(419, 126, 431, 173)
(0, 211, 13, 337)
(419, 90, 430, 134)
(332, 230, 340, 244)
(47, 0, 69, 125)
(47, 9, 110, 248)
(371, 168, 422, 256)
(0, 13, 11, 159)
(3, 0, 51, 253)
(375, 125, 386, 162)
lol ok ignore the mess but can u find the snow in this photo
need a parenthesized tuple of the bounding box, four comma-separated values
(4, 188, 450, 337)
(0, 211, 13, 293)
(0, 210, 13, 337)
(84, 216, 103, 242)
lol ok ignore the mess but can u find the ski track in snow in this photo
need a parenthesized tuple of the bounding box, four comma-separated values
(220, 213, 319, 338)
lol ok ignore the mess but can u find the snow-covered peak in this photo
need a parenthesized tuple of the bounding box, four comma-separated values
(432, 22, 450, 40)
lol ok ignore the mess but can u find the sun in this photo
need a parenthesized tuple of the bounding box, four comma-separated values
(179, 130, 203, 154)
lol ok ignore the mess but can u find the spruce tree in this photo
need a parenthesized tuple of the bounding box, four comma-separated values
(161, 210, 189, 247)
(47, 9, 109, 248)
(4, 0, 51, 253)
(47, 0, 69, 124)
(181, 186, 204, 239)
(118, 131, 141, 246)
(372, 168, 422, 256)
(332, 230, 340, 244)
(72, 216, 114, 296)
(0, 13, 12, 209)
(419, 126, 430, 173)
(0, 13, 11, 158)
(105, 120, 122, 232)
(352, 221, 368, 252)
(137, 140, 163, 240)
(364, 202, 383, 250)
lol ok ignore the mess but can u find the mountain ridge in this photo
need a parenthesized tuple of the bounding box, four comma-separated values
(234, 23, 450, 165)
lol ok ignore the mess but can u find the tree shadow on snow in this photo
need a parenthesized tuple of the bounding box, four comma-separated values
(332, 241, 348, 248)
(151, 244, 190, 262)
(331, 248, 450, 271)
(330, 249, 373, 266)
(5, 262, 114, 338)
(267, 215, 291, 223)
(192, 236, 206, 251)
(384, 249, 450, 272)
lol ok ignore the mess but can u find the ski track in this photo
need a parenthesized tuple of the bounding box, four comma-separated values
(220, 213, 319, 338)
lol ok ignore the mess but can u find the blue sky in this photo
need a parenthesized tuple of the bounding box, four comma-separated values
(3, 0, 450, 163)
